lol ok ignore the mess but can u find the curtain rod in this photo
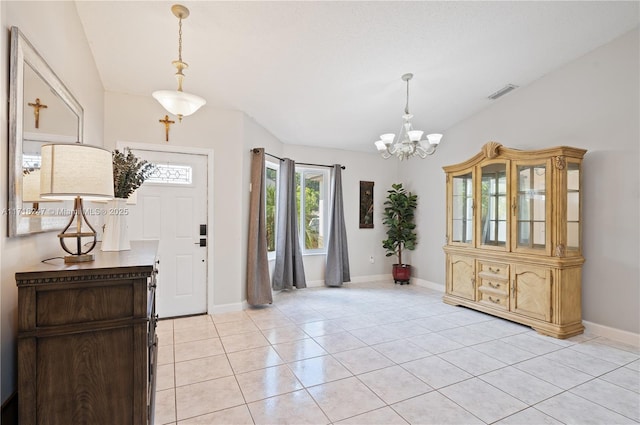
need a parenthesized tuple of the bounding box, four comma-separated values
(251, 148, 346, 170)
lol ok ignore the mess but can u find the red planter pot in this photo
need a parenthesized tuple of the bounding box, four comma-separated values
(392, 264, 411, 285)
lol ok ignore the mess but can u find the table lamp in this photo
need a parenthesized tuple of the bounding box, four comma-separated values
(40, 143, 114, 263)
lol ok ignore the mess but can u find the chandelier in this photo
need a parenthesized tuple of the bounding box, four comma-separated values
(152, 4, 206, 122)
(374, 73, 442, 160)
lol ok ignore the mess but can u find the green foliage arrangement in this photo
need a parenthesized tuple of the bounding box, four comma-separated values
(382, 183, 418, 265)
(112, 149, 155, 199)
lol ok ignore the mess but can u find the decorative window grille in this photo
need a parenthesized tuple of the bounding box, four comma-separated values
(146, 164, 193, 185)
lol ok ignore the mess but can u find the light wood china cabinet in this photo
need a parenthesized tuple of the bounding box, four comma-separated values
(443, 142, 586, 338)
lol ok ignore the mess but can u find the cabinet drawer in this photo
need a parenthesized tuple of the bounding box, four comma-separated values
(478, 261, 509, 280)
(36, 284, 133, 327)
(478, 289, 508, 310)
(478, 278, 508, 294)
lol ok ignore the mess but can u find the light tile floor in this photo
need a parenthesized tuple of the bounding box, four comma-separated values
(154, 281, 640, 424)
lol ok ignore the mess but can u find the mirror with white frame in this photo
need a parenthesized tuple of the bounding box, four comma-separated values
(9, 26, 84, 237)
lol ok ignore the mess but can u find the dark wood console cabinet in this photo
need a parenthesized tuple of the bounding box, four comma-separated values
(16, 240, 159, 425)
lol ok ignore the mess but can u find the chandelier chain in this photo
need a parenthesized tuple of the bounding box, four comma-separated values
(405, 78, 410, 115)
(177, 17, 183, 62)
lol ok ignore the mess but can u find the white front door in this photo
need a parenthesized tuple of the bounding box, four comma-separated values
(127, 149, 208, 318)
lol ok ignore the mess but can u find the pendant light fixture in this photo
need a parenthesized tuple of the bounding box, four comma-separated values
(152, 4, 206, 122)
(374, 73, 443, 161)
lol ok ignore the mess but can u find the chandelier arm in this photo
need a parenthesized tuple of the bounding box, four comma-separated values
(410, 142, 418, 157)
(387, 142, 399, 155)
(414, 145, 428, 159)
(420, 143, 437, 156)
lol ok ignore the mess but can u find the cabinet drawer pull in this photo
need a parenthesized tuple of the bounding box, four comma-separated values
(488, 296, 500, 304)
(488, 267, 500, 273)
(488, 281, 500, 289)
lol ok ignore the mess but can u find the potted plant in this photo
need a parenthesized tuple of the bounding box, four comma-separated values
(382, 183, 418, 284)
(102, 149, 155, 251)
(112, 148, 156, 199)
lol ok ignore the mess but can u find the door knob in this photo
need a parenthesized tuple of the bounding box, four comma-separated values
(194, 238, 206, 247)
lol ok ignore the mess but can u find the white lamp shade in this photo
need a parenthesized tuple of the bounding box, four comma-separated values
(380, 133, 395, 145)
(374, 140, 387, 152)
(40, 143, 114, 201)
(152, 90, 206, 117)
(427, 133, 443, 145)
(408, 130, 424, 142)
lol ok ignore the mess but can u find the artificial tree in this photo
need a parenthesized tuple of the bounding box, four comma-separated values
(382, 183, 418, 284)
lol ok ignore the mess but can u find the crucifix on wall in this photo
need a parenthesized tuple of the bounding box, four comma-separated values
(159, 115, 175, 142)
(28, 98, 48, 129)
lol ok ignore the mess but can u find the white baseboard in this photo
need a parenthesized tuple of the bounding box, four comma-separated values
(350, 274, 392, 283)
(270, 280, 325, 288)
(583, 320, 640, 348)
(409, 280, 639, 347)
(307, 274, 393, 287)
(412, 277, 445, 292)
(236, 278, 639, 348)
(210, 301, 246, 314)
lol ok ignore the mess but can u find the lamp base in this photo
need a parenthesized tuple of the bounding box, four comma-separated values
(64, 253, 95, 264)
(58, 197, 99, 263)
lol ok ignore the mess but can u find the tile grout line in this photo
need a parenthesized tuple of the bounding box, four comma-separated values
(160, 282, 639, 425)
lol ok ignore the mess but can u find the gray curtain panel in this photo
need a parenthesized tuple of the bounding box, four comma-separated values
(272, 158, 307, 290)
(246, 148, 273, 305)
(325, 164, 351, 287)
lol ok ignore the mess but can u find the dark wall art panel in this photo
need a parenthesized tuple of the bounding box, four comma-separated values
(359, 181, 374, 228)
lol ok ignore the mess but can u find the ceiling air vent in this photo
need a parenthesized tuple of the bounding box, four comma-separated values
(488, 84, 519, 100)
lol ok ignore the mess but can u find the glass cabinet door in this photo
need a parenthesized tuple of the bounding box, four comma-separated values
(513, 161, 550, 254)
(451, 172, 474, 245)
(478, 162, 508, 249)
(566, 161, 581, 252)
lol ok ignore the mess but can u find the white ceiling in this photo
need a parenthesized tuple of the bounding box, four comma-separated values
(75, 1, 639, 152)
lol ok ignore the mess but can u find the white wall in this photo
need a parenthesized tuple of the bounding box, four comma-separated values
(0, 1, 104, 402)
(401, 28, 640, 334)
